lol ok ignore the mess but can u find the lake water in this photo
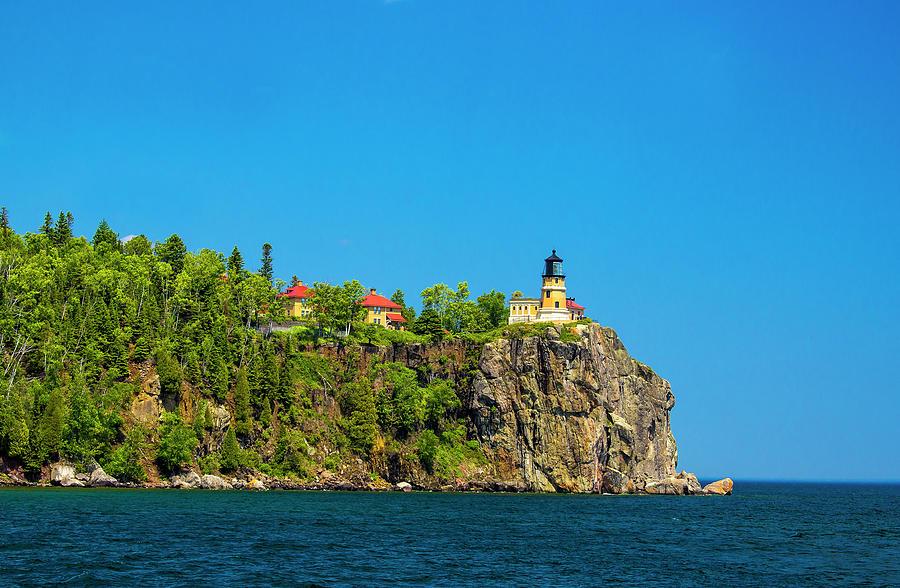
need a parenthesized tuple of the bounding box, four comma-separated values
(1, 482, 898, 586)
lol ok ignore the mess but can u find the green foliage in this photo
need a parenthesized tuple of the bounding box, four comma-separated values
(155, 347, 183, 396)
(92, 219, 119, 251)
(258, 243, 273, 284)
(259, 397, 272, 427)
(62, 384, 122, 465)
(132, 336, 151, 362)
(308, 280, 367, 337)
(338, 377, 377, 454)
(347, 322, 429, 346)
(219, 426, 242, 472)
(156, 410, 197, 472)
(415, 423, 484, 480)
(104, 425, 148, 482)
(184, 349, 202, 386)
(270, 426, 311, 478)
(156, 234, 186, 274)
(234, 367, 251, 436)
(374, 363, 459, 436)
(415, 429, 439, 472)
(227, 246, 245, 283)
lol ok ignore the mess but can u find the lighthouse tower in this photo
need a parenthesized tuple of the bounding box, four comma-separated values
(536, 250, 571, 322)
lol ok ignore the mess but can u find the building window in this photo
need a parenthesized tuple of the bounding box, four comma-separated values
(554, 278, 558, 284)
(555, 301, 559, 308)
(545, 291, 550, 298)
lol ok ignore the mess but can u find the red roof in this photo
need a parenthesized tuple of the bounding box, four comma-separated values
(386, 313, 406, 322)
(360, 293, 402, 309)
(280, 284, 312, 299)
(566, 298, 585, 311)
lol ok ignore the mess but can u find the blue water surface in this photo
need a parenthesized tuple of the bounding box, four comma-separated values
(1, 482, 898, 586)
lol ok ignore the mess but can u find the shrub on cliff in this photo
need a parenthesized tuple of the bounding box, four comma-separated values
(338, 378, 377, 454)
(219, 427, 242, 472)
(104, 425, 148, 482)
(156, 410, 197, 472)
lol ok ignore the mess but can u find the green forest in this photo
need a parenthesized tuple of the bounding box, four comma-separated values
(0, 209, 517, 485)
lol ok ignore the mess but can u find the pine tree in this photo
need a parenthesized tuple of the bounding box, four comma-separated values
(157, 234, 186, 274)
(39, 388, 66, 461)
(54, 211, 73, 245)
(277, 362, 294, 408)
(0, 206, 9, 241)
(155, 348, 183, 397)
(259, 397, 272, 428)
(40, 211, 54, 239)
(5, 390, 30, 461)
(132, 336, 151, 362)
(184, 349, 202, 386)
(261, 345, 279, 401)
(228, 246, 244, 282)
(258, 243, 273, 284)
(92, 219, 119, 250)
(219, 427, 242, 472)
(234, 367, 251, 436)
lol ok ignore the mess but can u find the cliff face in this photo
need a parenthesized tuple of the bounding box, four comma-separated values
(314, 322, 678, 493)
(469, 323, 677, 492)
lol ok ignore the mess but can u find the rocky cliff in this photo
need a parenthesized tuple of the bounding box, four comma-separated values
(313, 322, 685, 493)
(469, 323, 678, 493)
(9, 322, 727, 495)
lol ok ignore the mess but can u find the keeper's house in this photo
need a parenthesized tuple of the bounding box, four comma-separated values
(360, 288, 406, 331)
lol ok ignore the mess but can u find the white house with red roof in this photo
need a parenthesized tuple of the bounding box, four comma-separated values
(566, 298, 586, 320)
(360, 288, 406, 330)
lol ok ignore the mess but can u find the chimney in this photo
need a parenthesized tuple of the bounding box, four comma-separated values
(370, 288, 376, 295)
(299, 280, 303, 287)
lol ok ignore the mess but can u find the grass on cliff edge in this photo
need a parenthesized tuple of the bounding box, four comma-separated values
(456, 318, 595, 345)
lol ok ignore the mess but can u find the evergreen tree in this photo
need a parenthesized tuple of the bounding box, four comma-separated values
(203, 404, 214, 430)
(156, 410, 197, 472)
(259, 397, 272, 428)
(258, 243, 273, 284)
(261, 345, 279, 401)
(5, 390, 30, 461)
(339, 378, 377, 454)
(184, 349, 202, 386)
(0, 206, 9, 240)
(39, 388, 66, 460)
(157, 234, 187, 274)
(92, 219, 119, 250)
(234, 367, 251, 436)
(40, 211, 53, 237)
(132, 336, 151, 362)
(105, 425, 147, 482)
(219, 427, 242, 472)
(54, 211, 73, 245)
(228, 246, 245, 282)
(276, 362, 293, 408)
(193, 401, 207, 440)
(123, 234, 152, 256)
(155, 348, 183, 397)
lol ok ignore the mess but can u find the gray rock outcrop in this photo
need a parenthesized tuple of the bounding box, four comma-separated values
(50, 463, 77, 486)
(170, 471, 202, 489)
(88, 466, 118, 487)
(199, 474, 232, 490)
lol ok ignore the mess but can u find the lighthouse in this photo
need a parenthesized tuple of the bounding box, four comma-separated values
(536, 250, 571, 322)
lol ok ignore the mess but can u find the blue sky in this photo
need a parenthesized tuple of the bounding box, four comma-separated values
(2, 1, 899, 481)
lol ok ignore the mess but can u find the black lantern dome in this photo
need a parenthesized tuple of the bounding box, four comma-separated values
(543, 250, 564, 278)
